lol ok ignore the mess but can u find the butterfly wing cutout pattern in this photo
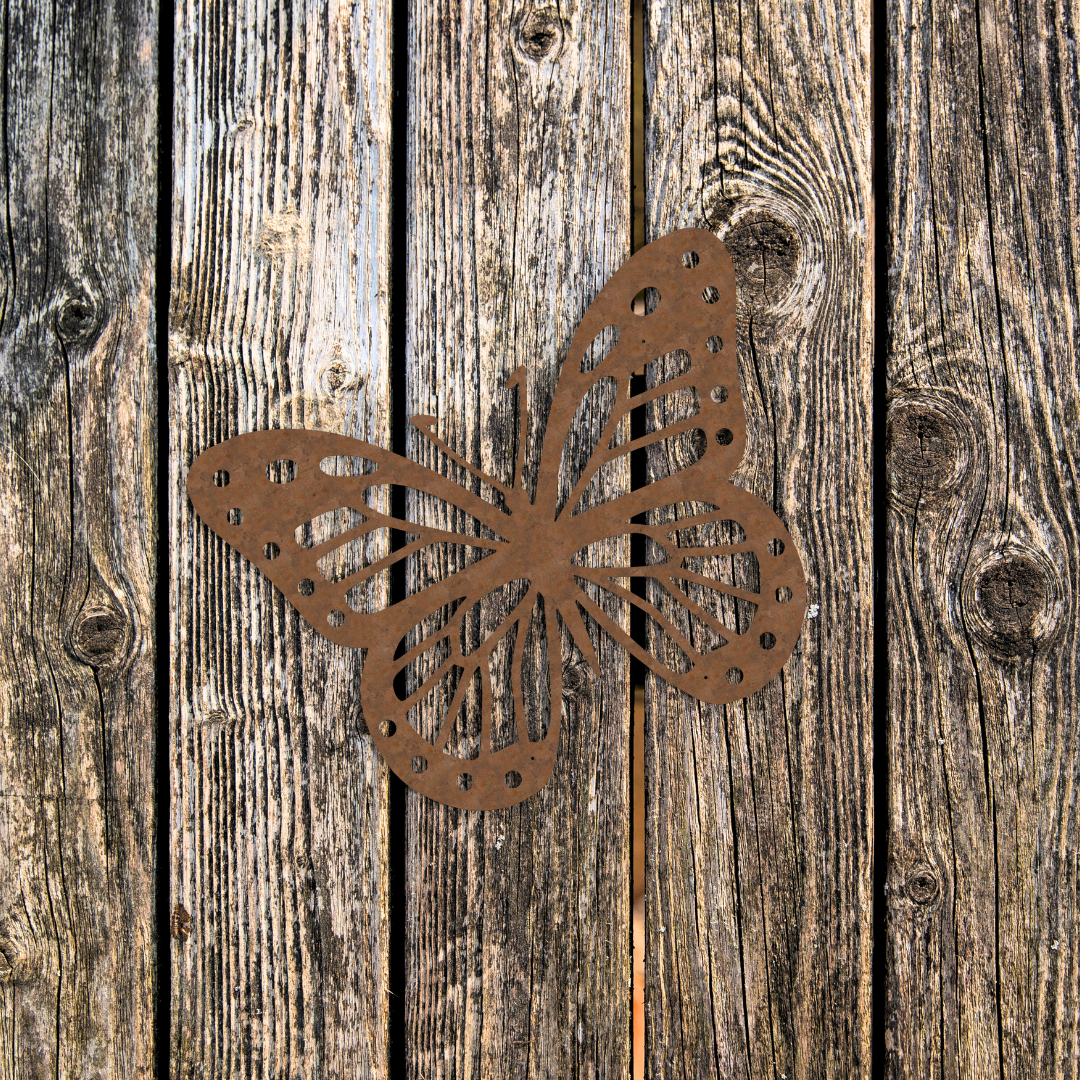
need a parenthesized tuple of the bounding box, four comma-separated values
(186, 228, 807, 811)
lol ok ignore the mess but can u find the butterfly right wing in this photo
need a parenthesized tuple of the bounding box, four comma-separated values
(534, 229, 807, 702)
(569, 486, 806, 704)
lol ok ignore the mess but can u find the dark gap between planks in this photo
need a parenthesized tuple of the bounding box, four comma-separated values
(155, 0, 174, 1073)
(388, 0, 411, 1075)
(630, 0, 647, 1076)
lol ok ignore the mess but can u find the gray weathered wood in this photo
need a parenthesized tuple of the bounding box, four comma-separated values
(403, 2, 631, 1076)
(886, 0, 1080, 1073)
(0, 1, 158, 1075)
(170, 0, 393, 1074)
(642, 1, 874, 1075)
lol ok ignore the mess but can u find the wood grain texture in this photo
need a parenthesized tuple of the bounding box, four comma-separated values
(887, 0, 1080, 1072)
(643, 1, 874, 1076)
(403, 2, 631, 1076)
(170, 0, 393, 1074)
(0, 1, 158, 1076)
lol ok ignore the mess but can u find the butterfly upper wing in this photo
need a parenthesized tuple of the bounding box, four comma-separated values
(536, 228, 744, 519)
(536, 228, 807, 703)
(186, 428, 512, 649)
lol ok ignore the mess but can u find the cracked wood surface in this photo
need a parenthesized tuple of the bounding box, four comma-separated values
(642, 0, 874, 1076)
(403, 2, 631, 1076)
(886, 0, 1080, 1074)
(0, 1, 158, 1076)
(170, 0, 393, 1075)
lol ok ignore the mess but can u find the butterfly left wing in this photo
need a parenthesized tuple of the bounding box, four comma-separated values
(187, 427, 564, 810)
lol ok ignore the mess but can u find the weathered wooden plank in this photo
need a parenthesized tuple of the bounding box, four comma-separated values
(886, 0, 1080, 1072)
(170, 0, 393, 1075)
(643, 1, 874, 1076)
(0, 1, 158, 1076)
(403, 2, 631, 1076)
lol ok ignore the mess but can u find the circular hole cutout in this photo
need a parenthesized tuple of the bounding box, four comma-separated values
(457, 773, 473, 791)
(379, 719, 396, 738)
(702, 286, 720, 304)
(264, 542, 280, 560)
(768, 538, 785, 556)
(776, 585, 793, 603)
(682, 250, 699, 269)
(630, 287, 661, 316)
(411, 755, 427, 773)
(298, 578, 316, 596)
(760, 632, 777, 650)
(227, 508, 243, 526)
(706, 335, 723, 352)
(710, 385, 728, 404)
(327, 609, 345, 627)
(213, 469, 230, 487)
(726, 667, 744, 685)
(266, 459, 297, 483)
(715, 428, 734, 446)
(505, 770, 522, 789)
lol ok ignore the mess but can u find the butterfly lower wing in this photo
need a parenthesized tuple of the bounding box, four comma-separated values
(571, 487, 806, 704)
(362, 583, 562, 810)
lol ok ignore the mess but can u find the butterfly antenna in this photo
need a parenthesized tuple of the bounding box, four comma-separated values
(504, 366, 528, 491)
(409, 415, 513, 500)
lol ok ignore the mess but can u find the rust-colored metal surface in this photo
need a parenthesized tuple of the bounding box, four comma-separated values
(186, 229, 807, 809)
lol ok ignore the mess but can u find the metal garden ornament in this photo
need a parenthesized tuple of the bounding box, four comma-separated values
(186, 230, 807, 810)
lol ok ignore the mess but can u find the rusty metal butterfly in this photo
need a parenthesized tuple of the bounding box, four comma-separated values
(186, 229, 807, 810)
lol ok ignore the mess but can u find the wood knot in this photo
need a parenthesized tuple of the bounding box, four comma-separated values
(514, 8, 565, 61)
(0, 932, 42, 985)
(561, 657, 593, 707)
(904, 865, 940, 905)
(967, 549, 1059, 654)
(887, 389, 978, 514)
(325, 362, 351, 392)
(55, 289, 105, 346)
(723, 212, 800, 315)
(71, 606, 130, 668)
(309, 325, 364, 403)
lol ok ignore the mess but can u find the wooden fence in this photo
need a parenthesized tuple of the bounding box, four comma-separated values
(0, 0, 1076, 1075)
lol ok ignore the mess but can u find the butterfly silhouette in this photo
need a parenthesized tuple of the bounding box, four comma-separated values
(186, 229, 806, 810)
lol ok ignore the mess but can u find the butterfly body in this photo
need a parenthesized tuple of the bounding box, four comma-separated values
(186, 229, 806, 810)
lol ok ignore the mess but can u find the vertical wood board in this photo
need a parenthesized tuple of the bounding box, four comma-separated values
(887, 0, 1080, 1073)
(404, 2, 632, 1076)
(643, 0, 874, 1076)
(0, 1, 158, 1077)
(170, 0, 393, 1075)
